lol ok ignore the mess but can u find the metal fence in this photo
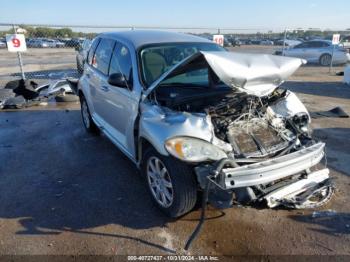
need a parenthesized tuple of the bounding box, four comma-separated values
(0, 23, 349, 87)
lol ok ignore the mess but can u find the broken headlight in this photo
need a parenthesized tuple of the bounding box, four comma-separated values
(165, 137, 227, 162)
(291, 112, 310, 134)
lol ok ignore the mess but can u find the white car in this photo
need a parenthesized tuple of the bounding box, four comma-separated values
(0, 41, 6, 48)
(282, 40, 349, 66)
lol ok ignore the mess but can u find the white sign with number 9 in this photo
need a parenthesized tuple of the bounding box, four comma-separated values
(213, 35, 224, 47)
(6, 34, 27, 52)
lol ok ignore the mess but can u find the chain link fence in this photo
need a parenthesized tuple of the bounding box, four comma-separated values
(1, 23, 349, 87)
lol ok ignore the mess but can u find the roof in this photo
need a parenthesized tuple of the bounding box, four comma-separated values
(99, 30, 212, 49)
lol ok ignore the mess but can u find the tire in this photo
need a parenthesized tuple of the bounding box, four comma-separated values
(142, 147, 197, 218)
(319, 54, 332, 66)
(55, 93, 79, 102)
(80, 95, 99, 134)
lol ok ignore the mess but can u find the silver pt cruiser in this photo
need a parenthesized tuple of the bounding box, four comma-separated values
(78, 30, 333, 218)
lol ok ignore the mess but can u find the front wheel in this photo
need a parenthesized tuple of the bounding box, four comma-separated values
(319, 54, 332, 66)
(142, 147, 198, 218)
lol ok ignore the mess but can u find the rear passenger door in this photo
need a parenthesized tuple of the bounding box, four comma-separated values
(100, 42, 137, 156)
(87, 38, 115, 122)
(306, 41, 325, 61)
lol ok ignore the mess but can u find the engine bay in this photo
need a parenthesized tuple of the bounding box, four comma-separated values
(151, 85, 312, 159)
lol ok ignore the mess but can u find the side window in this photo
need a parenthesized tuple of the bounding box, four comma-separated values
(109, 43, 133, 86)
(92, 38, 115, 75)
(294, 43, 304, 49)
(309, 42, 322, 48)
(294, 42, 309, 49)
(87, 38, 100, 65)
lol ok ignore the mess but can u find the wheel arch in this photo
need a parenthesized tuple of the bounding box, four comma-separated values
(137, 136, 159, 165)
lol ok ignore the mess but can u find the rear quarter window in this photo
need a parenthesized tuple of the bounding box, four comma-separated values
(91, 38, 116, 75)
(87, 38, 100, 65)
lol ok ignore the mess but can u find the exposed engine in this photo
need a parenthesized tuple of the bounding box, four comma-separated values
(206, 90, 310, 159)
(152, 85, 312, 159)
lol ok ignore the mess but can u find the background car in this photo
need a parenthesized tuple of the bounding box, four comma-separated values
(0, 40, 6, 48)
(341, 35, 350, 48)
(65, 38, 84, 48)
(260, 39, 274, 45)
(27, 39, 50, 48)
(42, 39, 59, 48)
(48, 39, 65, 48)
(281, 40, 349, 66)
(275, 39, 302, 47)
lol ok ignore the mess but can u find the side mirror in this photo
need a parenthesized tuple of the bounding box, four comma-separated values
(108, 73, 130, 88)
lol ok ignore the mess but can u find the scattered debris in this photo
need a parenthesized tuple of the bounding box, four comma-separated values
(0, 78, 79, 110)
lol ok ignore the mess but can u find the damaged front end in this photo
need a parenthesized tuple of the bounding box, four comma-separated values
(141, 51, 334, 210)
(195, 89, 333, 210)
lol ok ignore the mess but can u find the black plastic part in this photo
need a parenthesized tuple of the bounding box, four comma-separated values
(5, 79, 39, 100)
(184, 179, 210, 251)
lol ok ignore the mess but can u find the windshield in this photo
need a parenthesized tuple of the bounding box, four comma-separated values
(139, 42, 225, 87)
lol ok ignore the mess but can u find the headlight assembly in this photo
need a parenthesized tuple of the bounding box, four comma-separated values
(165, 137, 227, 163)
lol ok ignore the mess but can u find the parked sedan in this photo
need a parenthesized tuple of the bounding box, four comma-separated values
(282, 40, 349, 66)
(0, 40, 6, 48)
(27, 39, 52, 48)
(78, 30, 333, 219)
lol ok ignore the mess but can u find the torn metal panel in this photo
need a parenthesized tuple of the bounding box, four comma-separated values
(267, 91, 310, 121)
(263, 168, 333, 209)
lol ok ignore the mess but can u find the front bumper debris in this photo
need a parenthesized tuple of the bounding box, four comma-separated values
(263, 168, 334, 209)
(220, 142, 325, 189)
(195, 142, 334, 209)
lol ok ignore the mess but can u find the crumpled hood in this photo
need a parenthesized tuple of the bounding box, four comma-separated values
(143, 51, 306, 99)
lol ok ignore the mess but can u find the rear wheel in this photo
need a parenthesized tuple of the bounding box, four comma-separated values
(319, 54, 332, 66)
(142, 147, 197, 218)
(80, 95, 99, 134)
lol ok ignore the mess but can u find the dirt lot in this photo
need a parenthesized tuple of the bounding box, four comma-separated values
(0, 47, 349, 256)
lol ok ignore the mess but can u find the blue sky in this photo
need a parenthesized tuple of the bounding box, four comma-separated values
(0, 0, 349, 30)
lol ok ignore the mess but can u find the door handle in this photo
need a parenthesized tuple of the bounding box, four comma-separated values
(100, 86, 109, 92)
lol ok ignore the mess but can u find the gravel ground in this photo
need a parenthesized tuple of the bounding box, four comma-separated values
(0, 47, 349, 256)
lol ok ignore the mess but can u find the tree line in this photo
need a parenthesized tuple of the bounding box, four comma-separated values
(0, 25, 96, 39)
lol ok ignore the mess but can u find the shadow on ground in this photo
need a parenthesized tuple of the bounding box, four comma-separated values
(313, 128, 350, 176)
(0, 109, 176, 253)
(289, 212, 350, 235)
(282, 81, 350, 99)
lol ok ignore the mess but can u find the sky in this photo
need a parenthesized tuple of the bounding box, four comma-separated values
(0, 0, 349, 31)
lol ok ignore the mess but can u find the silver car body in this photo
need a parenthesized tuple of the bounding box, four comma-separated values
(283, 40, 349, 65)
(79, 31, 331, 208)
